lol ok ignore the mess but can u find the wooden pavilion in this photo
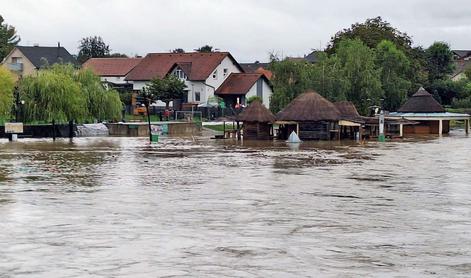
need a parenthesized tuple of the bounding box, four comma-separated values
(388, 87, 470, 135)
(237, 100, 276, 140)
(276, 91, 341, 140)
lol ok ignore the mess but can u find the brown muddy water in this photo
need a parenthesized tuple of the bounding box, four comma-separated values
(1, 131, 471, 277)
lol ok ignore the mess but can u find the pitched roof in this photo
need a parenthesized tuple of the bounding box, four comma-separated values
(16, 45, 76, 68)
(125, 52, 241, 81)
(304, 51, 323, 63)
(240, 62, 270, 72)
(237, 100, 276, 123)
(397, 87, 445, 113)
(334, 101, 362, 119)
(82, 58, 142, 76)
(276, 90, 341, 122)
(215, 73, 265, 95)
(453, 50, 471, 60)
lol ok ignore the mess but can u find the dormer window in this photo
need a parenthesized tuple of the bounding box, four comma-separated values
(174, 69, 186, 80)
(213, 70, 218, 79)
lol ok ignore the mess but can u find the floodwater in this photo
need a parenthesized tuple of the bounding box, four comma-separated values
(1, 131, 471, 278)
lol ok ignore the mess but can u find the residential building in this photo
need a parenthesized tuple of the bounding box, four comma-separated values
(125, 52, 244, 105)
(451, 50, 471, 81)
(240, 62, 272, 79)
(215, 73, 272, 108)
(82, 57, 142, 89)
(1, 44, 76, 76)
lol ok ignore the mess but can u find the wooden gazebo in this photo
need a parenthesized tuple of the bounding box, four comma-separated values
(237, 100, 276, 140)
(388, 87, 470, 135)
(276, 90, 341, 140)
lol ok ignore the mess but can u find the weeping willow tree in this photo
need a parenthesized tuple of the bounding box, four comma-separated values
(0, 66, 15, 121)
(19, 64, 122, 123)
(76, 69, 122, 122)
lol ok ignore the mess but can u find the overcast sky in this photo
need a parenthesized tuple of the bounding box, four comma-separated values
(2, 0, 471, 62)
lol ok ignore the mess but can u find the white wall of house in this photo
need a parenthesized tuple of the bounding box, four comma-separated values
(101, 76, 127, 84)
(245, 79, 272, 108)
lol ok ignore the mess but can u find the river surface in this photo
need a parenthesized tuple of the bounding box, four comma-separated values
(1, 131, 471, 277)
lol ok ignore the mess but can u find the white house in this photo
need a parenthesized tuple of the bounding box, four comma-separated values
(125, 52, 244, 105)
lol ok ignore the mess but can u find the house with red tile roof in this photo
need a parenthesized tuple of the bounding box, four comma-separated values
(125, 52, 248, 105)
(83, 57, 142, 85)
(215, 73, 272, 108)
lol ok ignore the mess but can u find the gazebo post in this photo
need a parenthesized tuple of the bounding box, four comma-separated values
(466, 119, 470, 135)
(399, 123, 403, 137)
(438, 119, 443, 135)
(296, 123, 300, 136)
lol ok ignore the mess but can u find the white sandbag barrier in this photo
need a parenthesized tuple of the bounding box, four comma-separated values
(76, 123, 110, 137)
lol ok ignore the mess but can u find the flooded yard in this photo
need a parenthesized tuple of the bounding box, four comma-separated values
(1, 132, 471, 277)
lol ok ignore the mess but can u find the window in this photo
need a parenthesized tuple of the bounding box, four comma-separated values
(223, 68, 228, 77)
(195, 92, 201, 102)
(175, 69, 186, 80)
(212, 70, 218, 79)
(12, 57, 22, 64)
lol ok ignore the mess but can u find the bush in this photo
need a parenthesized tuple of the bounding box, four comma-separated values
(0, 66, 15, 119)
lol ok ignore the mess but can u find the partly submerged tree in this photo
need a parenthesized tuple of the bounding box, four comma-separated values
(375, 40, 411, 111)
(77, 36, 111, 64)
(195, 45, 214, 53)
(19, 64, 121, 123)
(144, 75, 186, 108)
(0, 15, 20, 61)
(425, 42, 454, 82)
(0, 66, 15, 119)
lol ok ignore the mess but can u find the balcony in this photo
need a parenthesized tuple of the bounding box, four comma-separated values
(7, 63, 23, 72)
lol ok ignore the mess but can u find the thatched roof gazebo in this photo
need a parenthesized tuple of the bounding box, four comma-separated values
(237, 100, 275, 140)
(276, 91, 341, 140)
(389, 87, 470, 135)
(398, 87, 445, 113)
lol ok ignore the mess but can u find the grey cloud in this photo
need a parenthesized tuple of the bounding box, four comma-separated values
(2, 0, 470, 62)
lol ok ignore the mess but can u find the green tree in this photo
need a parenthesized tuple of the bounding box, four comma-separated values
(326, 17, 412, 55)
(77, 36, 111, 64)
(195, 45, 214, 53)
(268, 58, 312, 113)
(425, 42, 454, 82)
(144, 75, 186, 108)
(465, 67, 471, 80)
(326, 17, 426, 96)
(76, 68, 122, 121)
(308, 53, 349, 102)
(375, 40, 411, 111)
(19, 64, 122, 123)
(172, 48, 185, 53)
(0, 15, 20, 61)
(335, 39, 383, 115)
(0, 66, 15, 119)
(247, 96, 262, 104)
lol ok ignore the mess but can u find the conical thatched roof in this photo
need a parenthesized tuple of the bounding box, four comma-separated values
(276, 91, 341, 122)
(334, 101, 361, 119)
(398, 87, 445, 113)
(237, 100, 276, 123)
